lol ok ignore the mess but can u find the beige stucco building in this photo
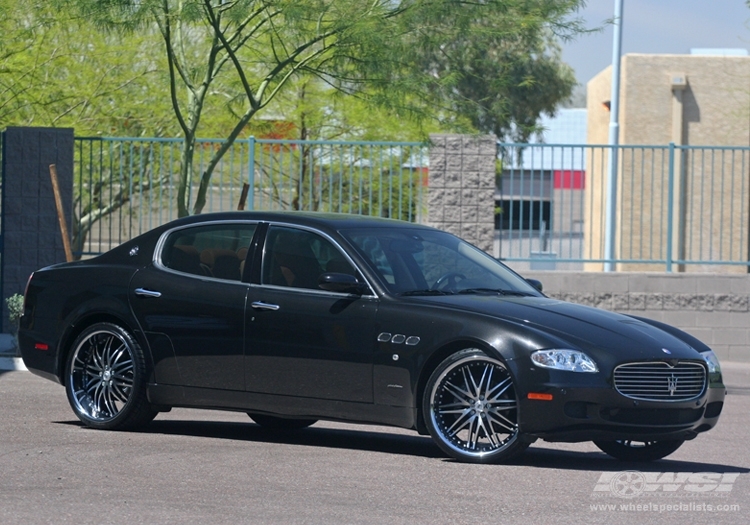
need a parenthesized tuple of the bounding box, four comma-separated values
(585, 53, 750, 272)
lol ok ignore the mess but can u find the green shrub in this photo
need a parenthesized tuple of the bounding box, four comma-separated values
(5, 293, 24, 356)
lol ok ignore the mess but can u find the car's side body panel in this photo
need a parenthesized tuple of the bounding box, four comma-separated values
(244, 285, 379, 403)
(19, 264, 142, 384)
(129, 267, 249, 390)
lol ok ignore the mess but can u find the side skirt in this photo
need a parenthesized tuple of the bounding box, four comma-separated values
(147, 384, 415, 429)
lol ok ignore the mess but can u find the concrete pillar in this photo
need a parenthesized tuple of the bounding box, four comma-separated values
(428, 134, 496, 253)
(1, 127, 74, 331)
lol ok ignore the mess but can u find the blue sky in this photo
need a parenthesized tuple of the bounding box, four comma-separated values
(561, 0, 750, 84)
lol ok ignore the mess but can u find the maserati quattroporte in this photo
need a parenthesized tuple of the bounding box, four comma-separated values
(19, 212, 725, 463)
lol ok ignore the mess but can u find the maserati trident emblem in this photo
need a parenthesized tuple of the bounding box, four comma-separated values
(667, 374, 678, 396)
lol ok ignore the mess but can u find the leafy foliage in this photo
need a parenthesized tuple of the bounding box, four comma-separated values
(4, 0, 587, 223)
(0, 2, 176, 135)
(394, 0, 584, 142)
(5, 293, 24, 355)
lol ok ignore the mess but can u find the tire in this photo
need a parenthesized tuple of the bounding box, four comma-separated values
(65, 322, 157, 430)
(594, 439, 685, 462)
(248, 413, 317, 430)
(423, 349, 529, 463)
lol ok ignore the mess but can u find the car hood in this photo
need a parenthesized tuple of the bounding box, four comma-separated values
(411, 294, 701, 362)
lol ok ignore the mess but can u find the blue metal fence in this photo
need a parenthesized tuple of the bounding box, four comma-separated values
(70, 136, 750, 272)
(73, 136, 427, 256)
(497, 142, 750, 272)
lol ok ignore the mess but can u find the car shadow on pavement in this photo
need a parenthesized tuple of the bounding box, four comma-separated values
(58, 418, 446, 459)
(55, 417, 749, 472)
(516, 446, 750, 474)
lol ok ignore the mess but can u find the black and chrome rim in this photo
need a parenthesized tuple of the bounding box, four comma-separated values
(69, 329, 135, 421)
(429, 355, 519, 458)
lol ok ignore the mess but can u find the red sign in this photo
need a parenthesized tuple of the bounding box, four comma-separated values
(554, 170, 585, 189)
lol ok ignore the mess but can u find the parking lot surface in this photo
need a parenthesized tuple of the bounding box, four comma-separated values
(1, 363, 748, 525)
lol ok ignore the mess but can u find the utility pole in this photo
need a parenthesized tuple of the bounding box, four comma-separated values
(604, 0, 624, 272)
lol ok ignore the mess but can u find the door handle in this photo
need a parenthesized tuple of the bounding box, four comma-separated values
(251, 301, 280, 311)
(134, 288, 162, 298)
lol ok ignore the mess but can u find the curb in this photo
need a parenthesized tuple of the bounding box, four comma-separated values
(0, 356, 27, 372)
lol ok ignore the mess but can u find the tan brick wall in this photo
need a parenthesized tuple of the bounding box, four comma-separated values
(585, 67, 614, 271)
(619, 54, 750, 147)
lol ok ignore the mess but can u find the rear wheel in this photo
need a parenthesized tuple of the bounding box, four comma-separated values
(66, 322, 157, 430)
(594, 439, 685, 461)
(248, 414, 317, 430)
(423, 349, 528, 463)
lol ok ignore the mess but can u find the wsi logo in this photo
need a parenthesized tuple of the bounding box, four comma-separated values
(593, 471, 740, 499)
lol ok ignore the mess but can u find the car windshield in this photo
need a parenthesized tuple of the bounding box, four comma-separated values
(340, 227, 540, 296)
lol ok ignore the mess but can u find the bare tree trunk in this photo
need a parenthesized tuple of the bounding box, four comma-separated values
(177, 133, 195, 217)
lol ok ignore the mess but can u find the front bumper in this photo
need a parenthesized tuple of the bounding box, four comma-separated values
(513, 365, 726, 443)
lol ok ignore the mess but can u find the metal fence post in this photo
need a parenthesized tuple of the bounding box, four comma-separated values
(247, 136, 255, 210)
(666, 142, 675, 272)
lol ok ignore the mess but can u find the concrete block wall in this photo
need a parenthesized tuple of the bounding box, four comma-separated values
(428, 134, 496, 253)
(523, 271, 750, 362)
(1, 127, 74, 332)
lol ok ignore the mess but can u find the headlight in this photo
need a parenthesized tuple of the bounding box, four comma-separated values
(701, 350, 721, 374)
(531, 349, 598, 373)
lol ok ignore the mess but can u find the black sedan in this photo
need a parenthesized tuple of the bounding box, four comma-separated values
(19, 212, 725, 463)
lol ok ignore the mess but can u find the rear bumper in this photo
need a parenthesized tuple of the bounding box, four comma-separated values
(18, 323, 63, 385)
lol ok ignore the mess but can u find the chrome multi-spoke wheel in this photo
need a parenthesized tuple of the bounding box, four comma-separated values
(424, 349, 528, 463)
(66, 323, 157, 430)
(594, 439, 684, 462)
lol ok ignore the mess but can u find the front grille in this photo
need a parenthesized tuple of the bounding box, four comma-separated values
(613, 361, 706, 402)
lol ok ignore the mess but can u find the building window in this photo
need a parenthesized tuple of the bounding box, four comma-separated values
(495, 199, 552, 231)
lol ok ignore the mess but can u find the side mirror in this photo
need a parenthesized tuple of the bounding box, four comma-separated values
(318, 272, 368, 295)
(526, 278, 543, 293)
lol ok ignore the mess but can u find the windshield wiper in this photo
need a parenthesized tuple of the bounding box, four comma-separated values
(398, 289, 454, 296)
(457, 288, 535, 297)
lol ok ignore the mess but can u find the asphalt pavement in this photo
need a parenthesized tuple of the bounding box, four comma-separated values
(0, 363, 748, 525)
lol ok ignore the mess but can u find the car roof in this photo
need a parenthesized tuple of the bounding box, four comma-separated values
(158, 211, 434, 233)
(92, 211, 436, 266)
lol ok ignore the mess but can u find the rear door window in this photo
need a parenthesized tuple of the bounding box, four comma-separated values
(161, 223, 257, 281)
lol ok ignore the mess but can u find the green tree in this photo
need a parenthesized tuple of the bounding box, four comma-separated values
(0, 1, 38, 123)
(66, 0, 405, 216)
(1, 2, 182, 256)
(65, 0, 586, 217)
(403, 0, 584, 142)
(1, 2, 175, 135)
(242, 73, 432, 213)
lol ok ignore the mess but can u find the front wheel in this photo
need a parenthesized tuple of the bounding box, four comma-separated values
(423, 349, 529, 463)
(65, 322, 157, 430)
(594, 439, 685, 462)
